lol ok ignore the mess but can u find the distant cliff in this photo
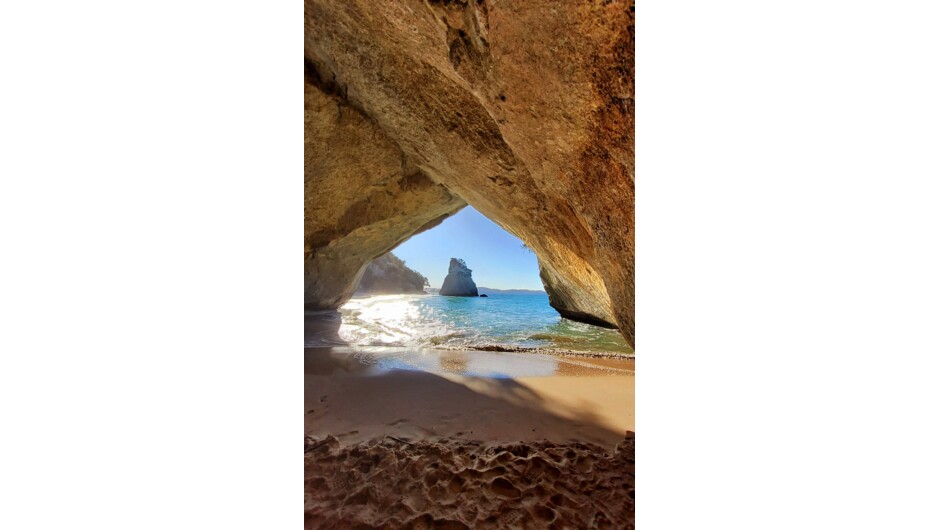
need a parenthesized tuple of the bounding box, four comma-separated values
(356, 253, 429, 295)
(439, 258, 479, 297)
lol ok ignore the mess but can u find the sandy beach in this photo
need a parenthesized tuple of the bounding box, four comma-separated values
(304, 345, 635, 528)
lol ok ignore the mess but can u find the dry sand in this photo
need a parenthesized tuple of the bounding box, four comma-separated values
(306, 433, 634, 529)
(305, 347, 635, 528)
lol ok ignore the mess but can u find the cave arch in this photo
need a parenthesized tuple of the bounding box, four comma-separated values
(305, 0, 634, 347)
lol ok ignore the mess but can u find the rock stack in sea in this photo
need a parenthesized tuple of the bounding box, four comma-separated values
(439, 258, 479, 297)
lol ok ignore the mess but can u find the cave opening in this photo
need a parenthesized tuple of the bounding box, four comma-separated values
(305, 4, 634, 524)
(304, 42, 633, 348)
(317, 205, 632, 356)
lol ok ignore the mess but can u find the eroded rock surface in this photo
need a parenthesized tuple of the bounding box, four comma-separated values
(304, 61, 465, 310)
(305, 0, 634, 346)
(439, 258, 479, 297)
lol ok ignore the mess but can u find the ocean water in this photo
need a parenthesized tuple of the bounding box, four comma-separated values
(336, 292, 632, 355)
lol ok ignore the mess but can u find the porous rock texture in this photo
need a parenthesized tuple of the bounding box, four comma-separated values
(305, 0, 634, 346)
(439, 258, 479, 297)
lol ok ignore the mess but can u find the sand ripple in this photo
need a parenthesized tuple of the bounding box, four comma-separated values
(305, 433, 635, 529)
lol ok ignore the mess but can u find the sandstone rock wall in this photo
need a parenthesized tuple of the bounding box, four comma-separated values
(305, 0, 634, 346)
(304, 61, 465, 310)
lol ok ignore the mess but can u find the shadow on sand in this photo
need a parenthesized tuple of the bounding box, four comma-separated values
(304, 347, 625, 449)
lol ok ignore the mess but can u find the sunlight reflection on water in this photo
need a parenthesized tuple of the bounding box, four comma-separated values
(337, 293, 631, 355)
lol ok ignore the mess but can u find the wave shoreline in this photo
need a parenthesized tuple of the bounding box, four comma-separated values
(435, 342, 635, 360)
(303, 332, 635, 360)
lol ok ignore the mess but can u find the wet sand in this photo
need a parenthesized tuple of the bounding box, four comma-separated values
(305, 346, 635, 528)
(305, 347, 632, 447)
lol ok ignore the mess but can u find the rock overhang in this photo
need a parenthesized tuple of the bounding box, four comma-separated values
(304, 0, 634, 347)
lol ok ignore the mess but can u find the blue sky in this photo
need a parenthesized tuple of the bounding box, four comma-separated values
(391, 206, 544, 290)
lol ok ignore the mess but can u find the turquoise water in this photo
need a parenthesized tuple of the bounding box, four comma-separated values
(337, 292, 632, 355)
